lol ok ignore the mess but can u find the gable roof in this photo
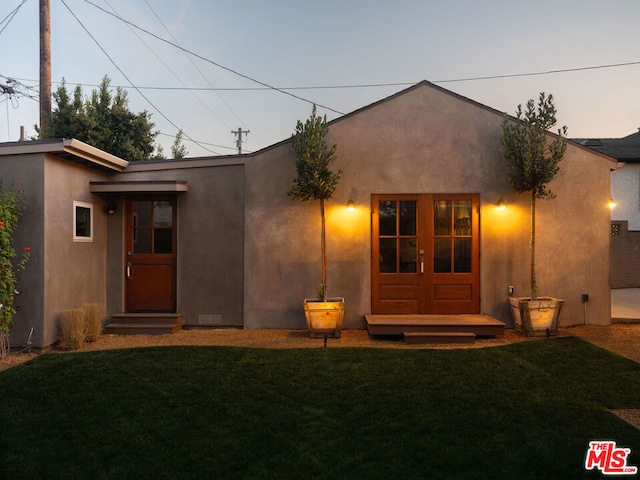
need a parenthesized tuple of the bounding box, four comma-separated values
(572, 130, 640, 162)
(326, 80, 618, 165)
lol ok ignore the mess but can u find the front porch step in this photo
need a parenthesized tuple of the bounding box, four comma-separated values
(365, 314, 505, 337)
(403, 331, 476, 345)
(105, 313, 183, 335)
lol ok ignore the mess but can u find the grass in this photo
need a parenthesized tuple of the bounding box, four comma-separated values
(1, 337, 640, 479)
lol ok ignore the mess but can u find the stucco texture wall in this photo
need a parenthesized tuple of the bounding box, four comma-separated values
(0, 155, 45, 349)
(243, 83, 614, 329)
(107, 162, 244, 327)
(43, 155, 109, 348)
(611, 164, 640, 230)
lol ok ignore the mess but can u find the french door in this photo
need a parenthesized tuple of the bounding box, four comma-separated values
(125, 195, 177, 312)
(371, 194, 480, 314)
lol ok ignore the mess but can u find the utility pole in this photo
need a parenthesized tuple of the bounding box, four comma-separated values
(232, 127, 249, 154)
(39, 0, 51, 136)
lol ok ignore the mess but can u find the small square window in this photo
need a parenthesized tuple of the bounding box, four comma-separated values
(73, 201, 93, 242)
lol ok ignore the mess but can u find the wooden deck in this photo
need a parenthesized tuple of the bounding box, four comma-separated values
(105, 313, 183, 335)
(365, 314, 505, 344)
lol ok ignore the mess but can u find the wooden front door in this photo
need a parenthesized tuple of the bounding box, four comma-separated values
(372, 194, 480, 314)
(125, 196, 177, 312)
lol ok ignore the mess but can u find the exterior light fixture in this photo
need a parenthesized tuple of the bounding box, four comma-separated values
(347, 199, 355, 211)
(497, 197, 506, 211)
(105, 203, 118, 215)
(608, 196, 617, 209)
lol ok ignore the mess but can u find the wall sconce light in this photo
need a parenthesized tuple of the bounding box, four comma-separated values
(347, 199, 355, 211)
(497, 197, 506, 211)
(105, 203, 118, 215)
(608, 195, 617, 209)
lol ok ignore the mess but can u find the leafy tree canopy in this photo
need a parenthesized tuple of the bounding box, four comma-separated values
(288, 105, 340, 202)
(171, 129, 188, 159)
(501, 92, 567, 200)
(38, 76, 161, 162)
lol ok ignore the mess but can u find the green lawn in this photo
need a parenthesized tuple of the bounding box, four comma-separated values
(1, 337, 639, 479)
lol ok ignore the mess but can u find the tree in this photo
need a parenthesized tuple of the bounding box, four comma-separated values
(501, 92, 567, 300)
(38, 76, 161, 162)
(171, 130, 188, 159)
(288, 105, 341, 301)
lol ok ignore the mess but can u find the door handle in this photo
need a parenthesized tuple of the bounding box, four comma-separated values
(420, 256, 424, 274)
(126, 262, 132, 279)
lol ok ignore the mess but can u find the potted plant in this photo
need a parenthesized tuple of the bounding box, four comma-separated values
(288, 105, 344, 338)
(501, 93, 567, 337)
(0, 180, 30, 358)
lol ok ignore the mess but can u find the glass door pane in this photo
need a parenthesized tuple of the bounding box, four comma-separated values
(378, 200, 417, 273)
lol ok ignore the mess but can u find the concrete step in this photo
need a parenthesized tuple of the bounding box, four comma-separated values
(105, 313, 182, 335)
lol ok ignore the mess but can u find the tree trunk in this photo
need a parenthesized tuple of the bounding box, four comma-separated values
(530, 190, 537, 300)
(320, 198, 327, 301)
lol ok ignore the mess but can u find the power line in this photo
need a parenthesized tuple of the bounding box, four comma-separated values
(60, 0, 221, 155)
(0, 0, 28, 36)
(8, 57, 640, 95)
(103, 0, 234, 142)
(432, 61, 640, 83)
(144, 0, 250, 137)
(82, 0, 346, 116)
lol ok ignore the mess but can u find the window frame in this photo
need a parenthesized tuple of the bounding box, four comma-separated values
(73, 201, 94, 242)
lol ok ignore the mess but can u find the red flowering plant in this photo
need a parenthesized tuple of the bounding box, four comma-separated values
(0, 180, 30, 358)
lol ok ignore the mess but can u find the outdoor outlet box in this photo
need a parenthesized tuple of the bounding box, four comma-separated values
(507, 285, 514, 296)
(582, 294, 589, 303)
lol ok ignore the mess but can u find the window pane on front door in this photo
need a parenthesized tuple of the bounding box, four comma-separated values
(399, 238, 417, 272)
(454, 201, 472, 235)
(434, 200, 452, 235)
(434, 238, 451, 273)
(454, 238, 472, 273)
(154, 229, 173, 254)
(378, 200, 417, 274)
(399, 201, 416, 235)
(154, 201, 173, 227)
(379, 201, 396, 236)
(380, 238, 397, 273)
(134, 228, 152, 254)
(433, 200, 473, 273)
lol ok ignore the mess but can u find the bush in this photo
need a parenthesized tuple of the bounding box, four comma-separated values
(82, 303, 104, 342)
(59, 309, 85, 350)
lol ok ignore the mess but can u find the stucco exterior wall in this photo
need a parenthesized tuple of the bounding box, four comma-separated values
(611, 164, 640, 230)
(243, 84, 614, 329)
(43, 155, 109, 348)
(0, 154, 45, 348)
(105, 161, 245, 327)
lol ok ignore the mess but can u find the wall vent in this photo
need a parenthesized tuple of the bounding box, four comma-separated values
(198, 314, 223, 325)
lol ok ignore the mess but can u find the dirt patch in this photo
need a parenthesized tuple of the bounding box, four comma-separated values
(2, 324, 639, 372)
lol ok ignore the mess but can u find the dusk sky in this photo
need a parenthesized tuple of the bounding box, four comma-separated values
(1, 0, 639, 157)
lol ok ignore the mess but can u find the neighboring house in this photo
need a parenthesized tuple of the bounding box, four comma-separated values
(574, 130, 640, 288)
(0, 81, 617, 350)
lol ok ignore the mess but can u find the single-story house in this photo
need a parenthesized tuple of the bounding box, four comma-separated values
(0, 81, 618, 350)
(574, 130, 640, 288)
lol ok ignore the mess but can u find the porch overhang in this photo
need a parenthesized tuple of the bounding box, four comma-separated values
(90, 180, 188, 194)
(0, 138, 129, 172)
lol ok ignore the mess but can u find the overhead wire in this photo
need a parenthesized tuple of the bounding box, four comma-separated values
(103, 0, 232, 151)
(0, 0, 28, 36)
(82, 0, 346, 116)
(143, 0, 251, 137)
(60, 0, 221, 155)
(6, 56, 640, 95)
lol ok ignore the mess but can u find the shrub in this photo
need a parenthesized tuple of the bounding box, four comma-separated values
(59, 309, 85, 350)
(82, 303, 104, 342)
(0, 180, 30, 358)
